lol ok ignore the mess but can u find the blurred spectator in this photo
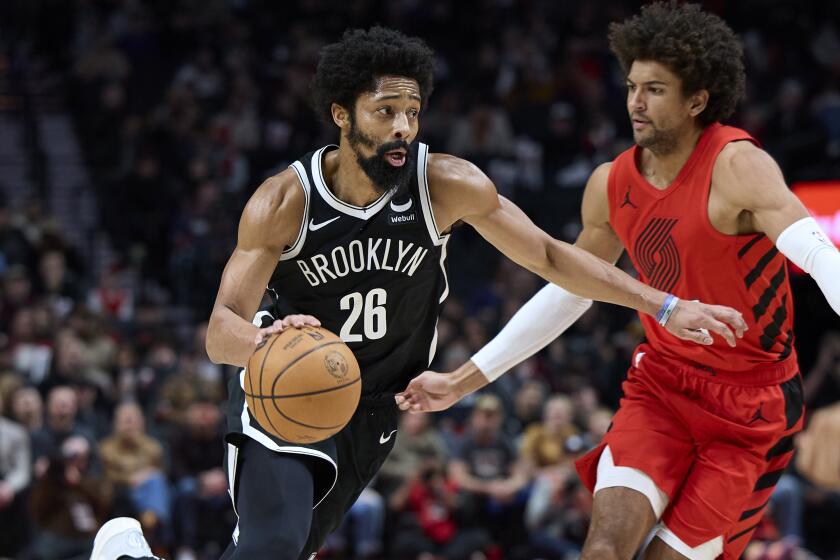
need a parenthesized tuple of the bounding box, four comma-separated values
(156, 352, 223, 427)
(505, 380, 547, 437)
(192, 322, 223, 389)
(68, 307, 116, 377)
(168, 400, 229, 558)
(86, 264, 135, 322)
(520, 395, 579, 475)
(28, 435, 110, 560)
(448, 104, 515, 160)
(99, 403, 170, 536)
(525, 464, 590, 560)
(0, 392, 32, 557)
(379, 412, 449, 495)
(75, 380, 111, 440)
(0, 196, 35, 274)
(582, 407, 613, 450)
(449, 394, 531, 556)
(324, 484, 386, 560)
(803, 332, 840, 410)
(10, 307, 53, 386)
(37, 250, 82, 319)
(795, 402, 840, 492)
(389, 463, 492, 560)
(1, 265, 35, 332)
(174, 48, 225, 103)
(31, 386, 96, 478)
(10, 385, 45, 432)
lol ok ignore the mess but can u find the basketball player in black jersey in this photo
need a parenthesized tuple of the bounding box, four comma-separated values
(91, 27, 747, 560)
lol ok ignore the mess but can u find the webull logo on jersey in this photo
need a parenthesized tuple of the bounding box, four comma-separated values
(388, 212, 416, 226)
(387, 197, 417, 226)
(297, 238, 429, 287)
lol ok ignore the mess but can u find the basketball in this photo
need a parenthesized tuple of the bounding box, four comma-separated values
(244, 326, 361, 444)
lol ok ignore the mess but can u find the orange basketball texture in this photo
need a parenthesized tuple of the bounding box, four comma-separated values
(244, 326, 361, 443)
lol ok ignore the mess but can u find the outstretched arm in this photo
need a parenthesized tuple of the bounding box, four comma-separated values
(396, 156, 746, 412)
(397, 164, 618, 409)
(428, 155, 745, 340)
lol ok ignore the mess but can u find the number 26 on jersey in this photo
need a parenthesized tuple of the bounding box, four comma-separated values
(339, 288, 387, 342)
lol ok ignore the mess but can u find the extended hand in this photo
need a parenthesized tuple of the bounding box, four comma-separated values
(254, 314, 321, 345)
(396, 370, 460, 413)
(666, 300, 747, 347)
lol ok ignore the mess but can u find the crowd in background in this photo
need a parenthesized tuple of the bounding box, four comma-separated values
(2, 0, 840, 559)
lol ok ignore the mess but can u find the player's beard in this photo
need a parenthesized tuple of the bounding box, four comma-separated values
(347, 121, 414, 198)
(635, 123, 679, 155)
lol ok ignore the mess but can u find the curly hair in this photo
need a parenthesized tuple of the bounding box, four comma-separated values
(311, 27, 435, 126)
(608, 1, 745, 126)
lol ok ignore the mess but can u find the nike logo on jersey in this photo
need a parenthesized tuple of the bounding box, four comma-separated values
(309, 216, 340, 231)
(390, 198, 413, 213)
(379, 429, 397, 444)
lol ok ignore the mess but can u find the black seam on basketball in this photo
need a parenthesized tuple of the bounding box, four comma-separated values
(245, 336, 259, 419)
(270, 404, 346, 431)
(259, 337, 353, 433)
(268, 340, 349, 407)
(269, 340, 348, 384)
(257, 334, 284, 438)
(265, 376, 360, 399)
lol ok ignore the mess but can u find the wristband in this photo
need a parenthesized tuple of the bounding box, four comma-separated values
(656, 294, 679, 327)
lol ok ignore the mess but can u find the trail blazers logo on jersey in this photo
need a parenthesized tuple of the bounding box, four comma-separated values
(387, 196, 417, 226)
(633, 217, 681, 293)
(297, 237, 429, 287)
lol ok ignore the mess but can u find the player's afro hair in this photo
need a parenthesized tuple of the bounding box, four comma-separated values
(311, 27, 435, 126)
(608, 1, 745, 126)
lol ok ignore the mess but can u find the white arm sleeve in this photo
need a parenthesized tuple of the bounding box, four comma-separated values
(471, 284, 593, 381)
(776, 217, 840, 316)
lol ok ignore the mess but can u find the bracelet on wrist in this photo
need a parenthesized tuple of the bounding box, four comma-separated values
(656, 294, 680, 327)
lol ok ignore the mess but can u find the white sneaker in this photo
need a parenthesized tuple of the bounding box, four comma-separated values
(90, 517, 158, 560)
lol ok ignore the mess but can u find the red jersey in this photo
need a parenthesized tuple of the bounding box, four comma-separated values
(608, 123, 797, 379)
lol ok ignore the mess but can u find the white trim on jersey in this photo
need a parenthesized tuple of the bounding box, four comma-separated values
(416, 143, 450, 247)
(438, 236, 450, 304)
(226, 442, 239, 517)
(311, 145, 393, 219)
(428, 237, 450, 365)
(280, 161, 312, 261)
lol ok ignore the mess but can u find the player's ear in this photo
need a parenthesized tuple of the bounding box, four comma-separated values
(688, 89, 709, 118)
(331, 103, 350, 129)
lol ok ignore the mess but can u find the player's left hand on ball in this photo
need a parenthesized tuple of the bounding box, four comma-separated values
(667, 300, 747, 347)
(254, 314, 321, 345)
(396, 370, 459, 413)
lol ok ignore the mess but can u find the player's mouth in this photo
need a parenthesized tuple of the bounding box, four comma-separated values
(385, 149, 407, 167)
(632, 117, 652, 130)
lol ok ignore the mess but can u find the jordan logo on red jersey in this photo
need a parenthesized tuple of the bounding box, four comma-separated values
(748, 402, 770, 425)
(633, 217, 681, 293)
(621, 185, 638, 209)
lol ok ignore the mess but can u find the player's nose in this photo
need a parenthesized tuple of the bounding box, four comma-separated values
(629, 91, 645, 112)
(392, 112, 410, 139)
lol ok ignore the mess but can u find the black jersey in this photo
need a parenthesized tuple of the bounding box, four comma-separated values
(223, 142, 449, 507)
(268, 141, 449, 398)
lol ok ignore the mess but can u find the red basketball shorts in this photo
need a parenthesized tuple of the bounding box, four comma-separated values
(575, 344, 804, 559)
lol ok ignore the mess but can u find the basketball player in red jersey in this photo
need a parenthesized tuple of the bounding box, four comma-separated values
(398, 3, 840, 560)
